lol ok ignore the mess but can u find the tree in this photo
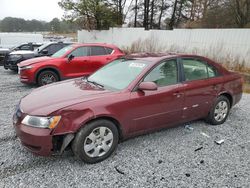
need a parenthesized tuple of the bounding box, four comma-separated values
(231, 0, 250, 27)
(143, 0, 150, 30)
(134, 0, 138, 27)
(168, 0, 178, 29)
(59, 0, 123, 30)
(104, 0, 127, 25)
(50, 18, 61, 32)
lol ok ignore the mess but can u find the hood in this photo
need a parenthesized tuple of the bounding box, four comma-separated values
(10, 50, 34, 55)
(18, 56, 53, 67)
(20, 78, 113, 116)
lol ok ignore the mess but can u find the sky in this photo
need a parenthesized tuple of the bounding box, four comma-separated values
(0, 0, 64, 21)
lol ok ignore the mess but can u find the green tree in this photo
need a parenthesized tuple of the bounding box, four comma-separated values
(0, 17, 26, 32)
(50, 18, 61, 32)
(58, 0, 122, 30)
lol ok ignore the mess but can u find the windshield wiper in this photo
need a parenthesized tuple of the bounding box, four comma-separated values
(85, 77, 104, 88)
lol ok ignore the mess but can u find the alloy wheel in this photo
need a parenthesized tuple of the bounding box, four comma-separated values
(41, 73, 57, 85)
(214, 101, 229, 122)
(84, 126, 114, 158)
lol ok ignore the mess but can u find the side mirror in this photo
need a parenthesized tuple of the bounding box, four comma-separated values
(68, 54, 74, 62)
(41, 49, 48, 55)
(138, 82, 158, 91)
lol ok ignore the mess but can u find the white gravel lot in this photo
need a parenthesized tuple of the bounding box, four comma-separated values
(0, 68, 249, 188)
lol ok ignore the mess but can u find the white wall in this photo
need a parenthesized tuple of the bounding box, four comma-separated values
(78, 28, 250, 65)
(0, 33, 43, 48)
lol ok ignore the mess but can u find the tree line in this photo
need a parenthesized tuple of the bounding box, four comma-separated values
(59, 0, 250, 30)
(1, 0, 249, 32)
(0, 17, 79, 33)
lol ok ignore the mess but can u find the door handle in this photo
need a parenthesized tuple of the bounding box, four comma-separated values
(213, 84, 219, 90)
(173, 92, 184, 98)
(106, 57, 112, 60)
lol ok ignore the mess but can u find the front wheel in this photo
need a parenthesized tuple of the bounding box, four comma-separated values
(206, 96, 230, 125)
(72, 120, 119, 163)
(37, 70, 59, 86)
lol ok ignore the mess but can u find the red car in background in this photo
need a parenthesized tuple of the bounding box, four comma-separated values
(18, 43, 124, 86)
(13, 53, 243, 163)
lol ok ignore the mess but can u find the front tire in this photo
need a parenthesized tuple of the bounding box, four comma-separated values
(37, 70, 59, 86)
(206, 96, 230, 125)
(72, 120, 119, 164)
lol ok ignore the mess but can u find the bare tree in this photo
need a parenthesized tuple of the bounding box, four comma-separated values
(232, 0, 250, 27)
(168, 0, 178, 29)
(150, 0, 155, 29)
(143, 0, 150, 30)
(134, 0, 138, 27)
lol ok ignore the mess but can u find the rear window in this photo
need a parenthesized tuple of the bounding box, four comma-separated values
(105, 47, 114, 54)
(90, 46, 107, 56)
(182, 59, 218, 81)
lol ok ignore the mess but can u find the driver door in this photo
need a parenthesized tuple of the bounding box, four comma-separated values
(64, 46, 91, 78)
(128, 59, 185, 135)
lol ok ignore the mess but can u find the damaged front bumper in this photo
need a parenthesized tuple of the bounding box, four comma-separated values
(14, 122, 75, 156)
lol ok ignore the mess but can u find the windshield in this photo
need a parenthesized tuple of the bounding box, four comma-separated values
(52, 45, 74, 58)
(88, 59, 149, 91)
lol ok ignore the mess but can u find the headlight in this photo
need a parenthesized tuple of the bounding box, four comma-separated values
(21, 115, 61, 129)
(19, 65, 33, 70)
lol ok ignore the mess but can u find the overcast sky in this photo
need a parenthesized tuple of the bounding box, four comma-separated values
(0, 0, 64, 21)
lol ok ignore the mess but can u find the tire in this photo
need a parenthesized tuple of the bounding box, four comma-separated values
(37, 70, 59, 86)
(72, 119, 119, 164)
(206, 95, 230, 125)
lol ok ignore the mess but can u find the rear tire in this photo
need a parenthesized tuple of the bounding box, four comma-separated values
(37, 70, 59, 86)
(72, 120, 119, 164)
(206, 95, 230, 125)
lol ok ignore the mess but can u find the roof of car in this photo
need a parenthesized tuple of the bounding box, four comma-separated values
(123, 52, 210, 63)
(70, 43, 120, 49)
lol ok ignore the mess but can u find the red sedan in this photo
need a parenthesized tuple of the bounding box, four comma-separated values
(13, 53, 243, 163)
(17, 43, 124, 86)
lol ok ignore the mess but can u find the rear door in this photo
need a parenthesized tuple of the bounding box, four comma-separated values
(88, 46, 117, 72)
(128, 59, 185, 134)
(180, 58, 222, 121)
(63, 46, 91, 78)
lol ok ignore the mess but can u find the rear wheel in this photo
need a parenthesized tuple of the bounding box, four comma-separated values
(37, 70, 59, 86)
(206, 95, 230, 125)
(72, 120, 119, 163)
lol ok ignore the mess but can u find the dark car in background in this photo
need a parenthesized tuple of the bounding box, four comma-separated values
(0, 43, 42, 65)
(4, 42, 72, 72)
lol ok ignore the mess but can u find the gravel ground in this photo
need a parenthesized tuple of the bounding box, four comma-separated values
(0, 68, 249, 188)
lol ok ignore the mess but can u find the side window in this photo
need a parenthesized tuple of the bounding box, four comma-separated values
(69, 47, 88, 57)
(90, 46, 107, 56)
(105, 47, 114, 54)
(144, 60, 178, 87)
(46, 44, 62, 55)
(19, 45, 31, 50)
(182, 59, 208, 81)
(207, 64, 217, 78)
